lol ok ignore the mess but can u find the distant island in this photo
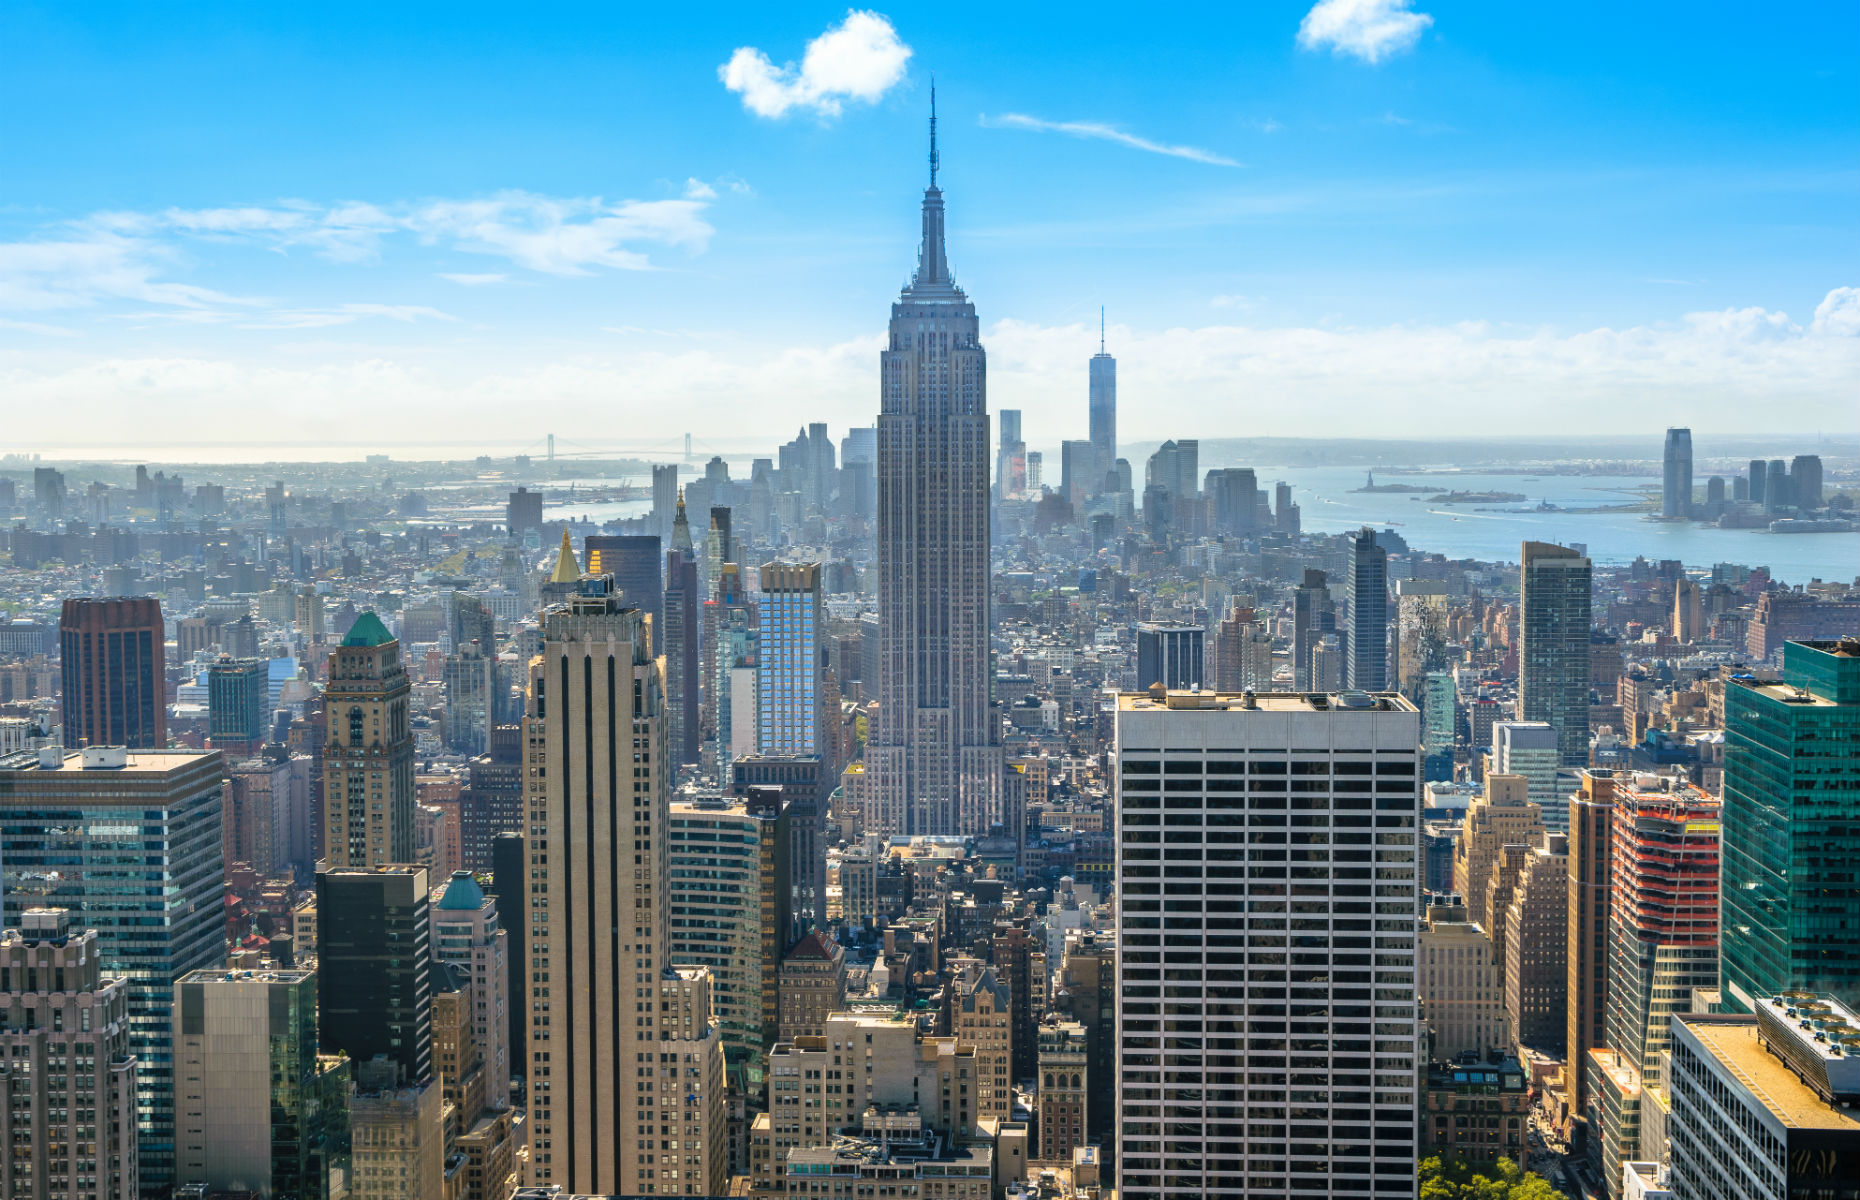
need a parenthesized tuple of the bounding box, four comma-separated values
(1352, 472, 1440, 494)
(1427, 490, 1527, 504)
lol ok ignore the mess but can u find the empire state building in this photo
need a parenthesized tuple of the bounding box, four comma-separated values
(870, 95, 1002, 837)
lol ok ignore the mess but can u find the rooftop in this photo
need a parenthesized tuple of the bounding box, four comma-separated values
(1679, 1014, 1860, 1131)
(1117, 688, 1416, 714)
(341, 610, 394, 647)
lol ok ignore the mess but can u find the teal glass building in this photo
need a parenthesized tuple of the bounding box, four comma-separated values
(1721, 638, 1860, 1010)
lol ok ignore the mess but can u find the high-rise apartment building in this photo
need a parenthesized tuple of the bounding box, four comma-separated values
(208, 655, 270, 756)
(1452, 773, 1545, 920)
(756, 562, 822, 757)
(349, 1058, 444, 1200)
(1519, 541, 1593, 766)
(1722, 638, 1860, 1011)
(174, 966, 347, 1198)
(1037, 1017, 1090, 1164)
(1134, 623, 1204, 691)
(1567, 770, 1617, 1117)
(0, 909, 139, 1200)
(709, 563, 758, 780)
(1348, 527, 1390, 691)
(0, 747, 223, 1189)
(317, 865, 434, 1087)
(1115, 686, 1422, 1199)
(523, 577, 728, 1194)
(321, 612, 415, 868)
(1089, 324, 1116, 489)
(432, 869, 511, 1113)
(663, 536, 703, 767)
(60, 596, 166, 749)
(1504, 832, 1569, 1055)
(1292, 569, 1335, 692)
(1661, 428, 1692, 518)
(506, 487, 543, 535)
(583, 534, 663, 633)
(870, 105, 1002, 839)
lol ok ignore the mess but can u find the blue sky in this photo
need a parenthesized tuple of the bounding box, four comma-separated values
(2, 1, 1855, 457)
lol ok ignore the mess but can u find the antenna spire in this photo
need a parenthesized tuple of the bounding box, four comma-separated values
(1100, 306, 1106, 353)
(929, 81, 939, 187)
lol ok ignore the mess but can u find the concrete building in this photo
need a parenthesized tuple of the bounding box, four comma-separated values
(321, 611, 415, 868)
(1667, 1003, 1860, 1200)
(1421, 1055, 1530, 1167)
(350, 1058, 444, 1200)
(522, 577, 728, 1194)
(1519, 541, 1594, 766)
(1568, 770, 1618, 1117)
(0, 747, 224, 1189)
(1115, 687, 1422, 1199)
(1419, 897, 1508, 1063)
(949, 962, 1012, 1123)
(870, 106, 1003, 838)
(431, 870, 510, 1113)
(0, 910, 138, 1200)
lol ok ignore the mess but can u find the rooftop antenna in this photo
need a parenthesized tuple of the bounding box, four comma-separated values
(929, 80, 939, 187)
(1100, 306, 1106, 354)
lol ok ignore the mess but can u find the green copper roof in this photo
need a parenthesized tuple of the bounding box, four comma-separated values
(437, 870, 486, 910)
(342, 610, 394, 647)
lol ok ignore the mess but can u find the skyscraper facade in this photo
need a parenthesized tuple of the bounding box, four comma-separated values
(1519, 540, 1593, 766)
(431, 869, 511, 1113)
(583, 534, 663, 633)
(1661, 427, 1692, 518)
(1721, 638, 1860, 1011)
(321, 611, 415, 868)
(1292, 568, 1334, 692)
(871, 103, 1002, 837)
(60, 596, 166, 749)
(1115, 687, 1422, 1199)
(756, 562, 821, 757)
(317, 865, 433, 1087)
(663, 527, 703, 766)
(1089, 330, 1116, 489)
(208, 655, 270, 756)
(523, 577, 728, 1193)
(1348, 527, 1389, 691)
(0, 747, 225, 1189)
(1134, 623, 1204, 690)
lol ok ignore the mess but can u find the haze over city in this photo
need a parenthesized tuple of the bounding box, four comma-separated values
(3, 1, 1856, 451)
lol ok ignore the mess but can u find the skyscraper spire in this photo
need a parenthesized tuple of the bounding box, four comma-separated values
(1101, 305, 1106, 354)
(929, 80, 939, 187)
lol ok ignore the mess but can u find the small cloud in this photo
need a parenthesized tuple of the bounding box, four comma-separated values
(439, 272, 509, 286)
(1811, 286, 1860, 337)
(1298, 0, 1433, 64)
(1249, 117, 1284, 134)
(981, 113, 1240, 167)
(684, 178, 719, 201)
(0, 316, 79, 336)
(719, 10, 912, 119)
(240, 303, 457, 330)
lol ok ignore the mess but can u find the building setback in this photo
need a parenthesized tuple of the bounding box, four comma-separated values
(59, 596, 166, 749)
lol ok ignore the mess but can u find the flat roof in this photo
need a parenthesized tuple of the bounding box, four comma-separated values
(0, 749, 219, 775)
(1117, 689, 1417, 714)
(1679, 1017, 1860, 1132)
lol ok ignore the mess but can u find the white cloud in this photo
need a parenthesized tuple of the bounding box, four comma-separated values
(407, 192, 713, 275)
(1298, 0, 1434, 64)
(720, 10, 912, 119)
(0, 235, 255, 311)
(5, 289, 1854, 445)
(240, 304, 458, 330)
(982, 113, 1240, 167)
(0, 317, 78, 337)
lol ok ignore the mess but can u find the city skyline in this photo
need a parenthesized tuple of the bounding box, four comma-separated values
(2, 2, 1856, 449)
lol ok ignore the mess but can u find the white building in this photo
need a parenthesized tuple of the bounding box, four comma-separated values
(1115, 687, 1423, 1199)
(1492, 720, 1565, 833)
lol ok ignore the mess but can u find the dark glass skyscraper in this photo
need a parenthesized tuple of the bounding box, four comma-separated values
(1348, 527, 1389, 691)
(1519, 540, 1593, 765)
(316, 865, 434, 1086)
(583, 534, 663, 632)
(871, 97, 1001, 837)
(1662, 426, 1692, 518)
(1721, 639, 1860, 1011)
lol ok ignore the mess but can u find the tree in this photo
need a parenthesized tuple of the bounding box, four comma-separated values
(1418, 1154, 1569, 1200)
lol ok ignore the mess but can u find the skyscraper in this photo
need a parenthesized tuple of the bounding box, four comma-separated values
(523, 577, 727, 1193)
(995, 408, 1026, 499)
(431, 869, 511, 1113)
(757, 561, 821, 757)
(1348, 527, 1389, 691)
(0, 747, 225, 1189)
(1661, 427, 1692, 518)
(321, 611, 415, 868)
(1089, 315, 1116, 489)
(1115, 686, 1422, 1198)
(1567, 769, 1616, 1119)
(60, 596, 166, 749)
(1519, 540, 1593, 766)
(1292, 568, 1335, 691)
(317, 865, 433, 1087)
(208, 654, 270, 756)
(582, 534, 663, 632)
(663, 541, 702, 767)
(1721, 638, 1860, 1011)
(1134, 622, 1204, 690)
(871, 95, 1002, 837)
